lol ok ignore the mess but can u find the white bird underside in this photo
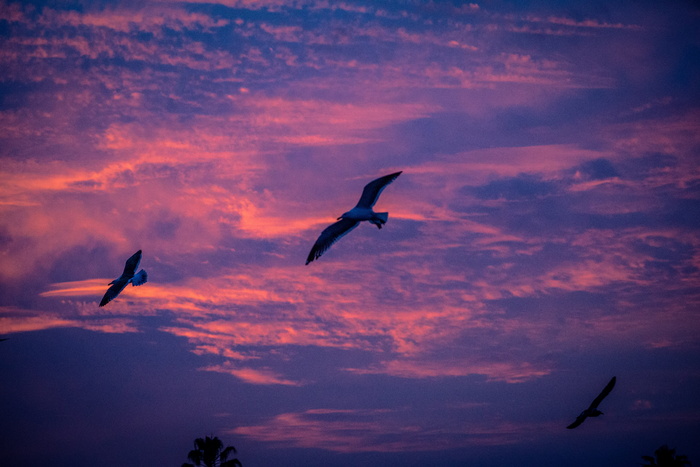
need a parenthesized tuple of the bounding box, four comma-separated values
(99, 250, 148, 307)
(306, 171, 401, 264)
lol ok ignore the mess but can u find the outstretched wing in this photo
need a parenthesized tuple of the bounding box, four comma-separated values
(122, 250, 142, 277)
(355, 171, 402, 209)
(131, 269, 148, 286)
(589, 376, 616, 410)
(306, 218, 360, 264)
(566, 413, 587, 429)
(99, 278, 128, 307)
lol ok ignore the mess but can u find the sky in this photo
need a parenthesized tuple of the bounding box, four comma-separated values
(1, 0, 699, 465)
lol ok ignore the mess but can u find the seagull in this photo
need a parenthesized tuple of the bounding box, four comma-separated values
(99, 250, 148, 307)
(306, 171, 402, 265)
(567, 376, 616, 429)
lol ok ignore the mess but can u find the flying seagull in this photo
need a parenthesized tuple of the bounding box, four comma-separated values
(567, 376, 616, 429)
(99, 249, 148, 307)
(306, 171, 402, 265)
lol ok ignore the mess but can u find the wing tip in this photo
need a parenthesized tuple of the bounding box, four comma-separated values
(305, 248, 316, 265)
(305, 250, 319, 265)
(566, 418, 583, 429)
(384, 171, 402, 183)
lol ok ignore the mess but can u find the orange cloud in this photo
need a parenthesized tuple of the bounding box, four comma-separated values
(40, 279, 110, 298)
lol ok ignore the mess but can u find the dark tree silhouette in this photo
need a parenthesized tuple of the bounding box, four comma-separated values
(182, 435, 242, 467)
(642, 445, 692, 467)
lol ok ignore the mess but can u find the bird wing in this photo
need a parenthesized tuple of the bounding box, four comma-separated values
(355, 171, 402, 209)
(589, 376, 616, 409)
(122, 250, 142, 277)
(99, 278, 129, 307)
(306, 218, 360, 264)
(131, 269, 148, 286)
(566, 413, 587, 429)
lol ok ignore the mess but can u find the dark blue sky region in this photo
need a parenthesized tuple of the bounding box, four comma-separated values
(1, 0, 699, 465)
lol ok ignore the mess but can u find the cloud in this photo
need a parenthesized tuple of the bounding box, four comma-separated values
(524, 15, 642, 31)
(2, 0, 699, 397)
(470, 174, 558, 200)
(0, 306, 139, 334)
(573, 158, 620, 181)
(40, 279, 110, 298)
(1, 2, 700, 465)
(202, 363, 305, 386)
(6, 108, 694, 384)
(347, 359, 551, 383)
(232, 407, 552, 452)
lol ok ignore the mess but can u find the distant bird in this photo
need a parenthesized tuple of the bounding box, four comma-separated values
(567, 376, 616, 429)
(306, 171, 402, 265)
(99, 250, 148, 307)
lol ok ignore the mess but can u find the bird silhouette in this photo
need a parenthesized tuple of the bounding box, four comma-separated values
(99, 250, 148, 307)
(567, 376, 616, 429)
(306, 171, 402, 264)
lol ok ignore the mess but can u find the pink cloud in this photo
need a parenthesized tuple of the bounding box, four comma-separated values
(2, 0, 698, 407)
(5, 106, 696, 382)
(525, 15, 642, 30)
(201, 363, 304, 386)
(0, 306, 139, 334)
(603, 110, 700, 163)
(41, 4, 231, 33)
(232, 408, 553, 452)
(347, 359, 552, 383)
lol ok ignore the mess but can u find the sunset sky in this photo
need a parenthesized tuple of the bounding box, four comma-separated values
(1, 0, 699, 465)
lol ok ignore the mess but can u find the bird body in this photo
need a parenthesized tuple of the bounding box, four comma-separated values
(99, 250, 148, 307)
(338, 207, 389, 226)
(567, 376, 616, 429)
(306, 171, 401, 264)
(573, 407, 603, 422)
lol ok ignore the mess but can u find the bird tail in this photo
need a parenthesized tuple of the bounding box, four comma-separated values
(369, 212, 389, 229)
(375, 212, 388, 223)
(131, 269, 148, 286)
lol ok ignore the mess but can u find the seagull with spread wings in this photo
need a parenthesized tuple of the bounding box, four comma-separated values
(567, 376, 616, 429)
(99, 250, 148, 307)
(306, 171, 402, 265)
